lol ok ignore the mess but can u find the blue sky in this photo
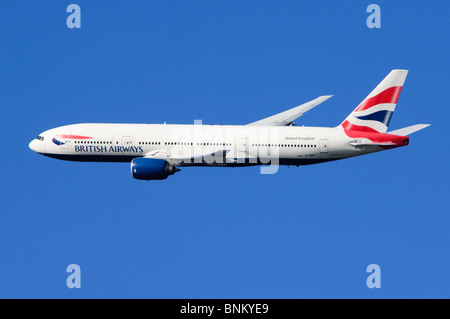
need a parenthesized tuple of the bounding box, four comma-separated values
(0, 1, 449, 298)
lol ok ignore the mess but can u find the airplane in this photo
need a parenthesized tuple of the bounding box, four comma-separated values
(29, 69, 430, 180)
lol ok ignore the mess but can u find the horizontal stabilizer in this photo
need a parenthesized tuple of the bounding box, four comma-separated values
(247, 95, 333, 126)
(388, 124, 430, 136)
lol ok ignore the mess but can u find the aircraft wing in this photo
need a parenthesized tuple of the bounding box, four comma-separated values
(144, 149, 230, 165)
(247, 95, 333, 126)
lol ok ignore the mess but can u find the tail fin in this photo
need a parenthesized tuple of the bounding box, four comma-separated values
(341, 69, 408, 133)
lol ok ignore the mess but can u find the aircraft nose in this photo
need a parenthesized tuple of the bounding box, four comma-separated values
(29, 139, 41, 153)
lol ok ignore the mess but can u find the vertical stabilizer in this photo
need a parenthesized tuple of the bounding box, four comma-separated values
(341, 70, 408, 133)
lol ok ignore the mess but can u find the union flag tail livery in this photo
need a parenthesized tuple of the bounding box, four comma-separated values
(341, 69, 408, 133)
(29, 69, 430, 180)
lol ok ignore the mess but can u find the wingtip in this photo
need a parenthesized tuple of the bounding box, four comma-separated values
(391, 69, 409, 73)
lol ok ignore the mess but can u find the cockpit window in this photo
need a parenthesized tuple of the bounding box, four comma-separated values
(36, 136, 44, 141)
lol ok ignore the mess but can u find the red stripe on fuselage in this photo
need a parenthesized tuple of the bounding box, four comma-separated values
(355, 86, 403, 112)
(55, 134, 93, 139)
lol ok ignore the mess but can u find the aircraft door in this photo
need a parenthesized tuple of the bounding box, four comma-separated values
(238, 137, 248, 154)
(60, 137, 69, 153)
(236, 137, 249, 164)
(320, 139, 328, 153)
(122, 136, 133, 153)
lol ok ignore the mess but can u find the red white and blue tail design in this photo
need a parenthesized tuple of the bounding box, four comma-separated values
(341, 69, 408, 133)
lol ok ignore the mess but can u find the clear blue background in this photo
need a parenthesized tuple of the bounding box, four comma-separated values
(0, 1, 448, 298)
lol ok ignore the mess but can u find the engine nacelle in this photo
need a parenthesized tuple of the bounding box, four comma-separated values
(131, 158, 180, 180)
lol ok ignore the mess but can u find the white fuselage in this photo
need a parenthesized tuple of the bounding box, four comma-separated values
(29, 123, 383, 166)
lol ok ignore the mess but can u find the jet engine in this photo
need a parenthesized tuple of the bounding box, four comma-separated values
(131, 158, 180, 180)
